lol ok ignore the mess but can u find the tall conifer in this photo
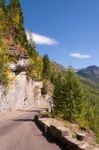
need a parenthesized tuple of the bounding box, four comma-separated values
(43, 54, 50, 79)
(63, 67, 84, 122)
(53, 67, 85, 123)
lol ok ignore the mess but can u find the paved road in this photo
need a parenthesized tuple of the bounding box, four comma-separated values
(0, 111, 62, 150)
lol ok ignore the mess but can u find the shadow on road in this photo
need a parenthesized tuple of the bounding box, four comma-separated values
(17, 108, 47, 113)
(13, 118, 34, 122)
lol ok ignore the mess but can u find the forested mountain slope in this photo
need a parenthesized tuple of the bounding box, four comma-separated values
(50, 62, 99, 143)
(0, 0, 99, 144)
(0, 0, 51, 112)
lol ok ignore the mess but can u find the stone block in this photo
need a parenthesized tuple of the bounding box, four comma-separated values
(49, 125, 70, 139)
(76, 132, 86, 141)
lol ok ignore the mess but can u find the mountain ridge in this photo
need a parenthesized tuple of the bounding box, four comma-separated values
(77, 65, 99, 82)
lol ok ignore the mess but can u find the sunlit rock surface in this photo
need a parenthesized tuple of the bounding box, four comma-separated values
(0, 59, 51, 112)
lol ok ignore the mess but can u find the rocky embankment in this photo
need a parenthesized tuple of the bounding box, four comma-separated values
(35, 116, 99, 150)
(0, 58, 51, 112)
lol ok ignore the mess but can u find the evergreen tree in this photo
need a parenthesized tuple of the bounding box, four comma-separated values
(7, 0, 27, 46)
(53, 67, 85, 123)
(26, 30, 37, 56)
(43, 54, 50, 79)
(53, 73, 65, 116)
(26, 30, 43, 80)
(63, 67, 84, 122)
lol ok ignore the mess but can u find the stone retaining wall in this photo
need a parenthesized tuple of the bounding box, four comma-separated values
(34, 115, 99, 150)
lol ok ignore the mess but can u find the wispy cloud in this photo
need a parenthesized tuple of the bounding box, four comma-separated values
(26, 31, 58, 45)
(69, 53, 91, 59)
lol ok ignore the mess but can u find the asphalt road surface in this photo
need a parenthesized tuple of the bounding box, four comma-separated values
(0, 111, 63, 150)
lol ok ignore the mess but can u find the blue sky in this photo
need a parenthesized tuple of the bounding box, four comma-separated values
(21, 0, 99, 69)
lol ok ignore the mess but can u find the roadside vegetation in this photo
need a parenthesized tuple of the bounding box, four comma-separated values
(0, 0, 99, 143)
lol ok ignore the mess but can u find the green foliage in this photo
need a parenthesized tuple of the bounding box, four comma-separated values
(80, 77, 99, 142)
(43, 54, 50, 79)
(52, 65, 99, 143)
(0, 2, 11, 85)
(26, 31, 43, 80)
(27, 55, 43, 80)
(0, 0, 7, 35)
(52, 73, 64, 116)
(0, 0, 98, 143)
(53, 67, 85, 124)
(41, 81, 48, 95)
(0, 0, 43, 81)
(0, 39, 10, 85)
(41, 79, 53, 95)
(63, 68, 85, 122)
(7, 0, 27, 46)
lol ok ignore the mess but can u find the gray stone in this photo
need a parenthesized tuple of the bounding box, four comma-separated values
(0, 71, 51, 112)
(9, 59, 29, 72)
(76, 132, 86, 141)
(50, 125, 70, 139)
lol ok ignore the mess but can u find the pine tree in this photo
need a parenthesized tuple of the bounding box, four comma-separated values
(26, 30, 37, 56)
(53, 67, 85, 123)
(53, 73, 65, 116)
(26, 30, 43, 80)
(63, 67, 84, 122)
(43, 54, 50, 79)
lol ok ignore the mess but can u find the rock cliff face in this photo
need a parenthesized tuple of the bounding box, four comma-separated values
(0, 59, 51, 112)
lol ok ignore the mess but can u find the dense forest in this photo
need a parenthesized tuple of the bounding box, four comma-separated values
(0, 0, 99, 143)
(0, 0, 43, 83)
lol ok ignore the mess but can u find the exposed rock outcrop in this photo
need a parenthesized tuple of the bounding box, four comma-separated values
(9, 58, 29, 72)
(8, 43, 28, 59)
(0, 59, 51, 112)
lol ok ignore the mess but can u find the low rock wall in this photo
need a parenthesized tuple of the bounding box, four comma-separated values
(34, 115, 99, 150)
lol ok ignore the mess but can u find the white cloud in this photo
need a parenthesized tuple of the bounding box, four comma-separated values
(69, 53, 91, 59)
(26, 31, 58, 45)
